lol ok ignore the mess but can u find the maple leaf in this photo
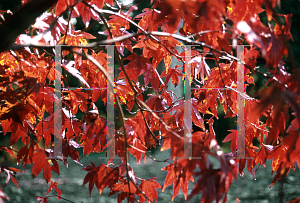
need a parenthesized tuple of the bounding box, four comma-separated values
(33, 86, 57, 114)
(35, 196, 48, 203)
(126, 112, 147, 145)
(118, 163, 137, 184)
(0, 103, 28, 127)
(63, 90, 89, 114)
(49, 139, 82, 168)
(62, 111, 82, 140)
(187, 164, 235, 203)
(139, 178, 161, 203)
(245, 48, 260, 69)
(237, 15, 289, 67)
(269, 162, 290, 189)
(161, 163, 194, 201)
(194, 89, 219, 118)
(268, 145, 287, 174)
(81, 116, 107, 158)
(120, 54, 145, 83)
(154, 0, 182, 33)
(134, 8, 161, 32)
(58, 30, 96, 60)
(0, 146, 17, 158)
(237, 147, 258, 179)
(17, 140, 36, 168)
(228, 0, 264, 24)
(222, 130, 237, 154)
(119, 54, 164, 93)
(1, 166, 23, 189)
(32, 12, 67, 45)
(32, 149, 52, 182)
(115, 79, 136, 107)
(254, 144, 273, 168)
(0, 188, 10, 202)
(127, 136, 147, 164)
(109, 179, 137, 203)
(169, 99, 205, 131)
(134, 36, 181, 70)
(145, 94, 167, 120)
(62, 60, 90, 88)
(161, 65, 183, 87)
(160, 129, 184, 159)
(35, 121, 52, 147)
(45, 181, 62, 201)
(155, 0, 226, 34)
(55, 0, 113, 27)
(188, 56, 211, 83)
(82, 163, 120, 197)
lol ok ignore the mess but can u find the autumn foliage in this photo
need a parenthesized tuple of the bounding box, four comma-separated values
(0, 0, 298, 202)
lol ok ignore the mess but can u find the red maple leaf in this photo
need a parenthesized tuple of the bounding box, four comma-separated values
(161, 163, 194, 201)
(32, 149, 52, 182)
(161, 65, 183, 87)
(139, 178, 161, 203)
(82, 162, 120, 197)
(45, 181, 62, 200)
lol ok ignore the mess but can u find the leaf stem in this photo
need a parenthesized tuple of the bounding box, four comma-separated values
(50, 189, 76, 203)
(63, 6, 73, 45)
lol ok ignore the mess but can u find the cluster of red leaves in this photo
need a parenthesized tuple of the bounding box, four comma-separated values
(81, 162, 161, 203)
(0, 0, 298, 202)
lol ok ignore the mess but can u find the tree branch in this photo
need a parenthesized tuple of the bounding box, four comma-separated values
(115, 96, 131, 203)
(0, 0, 58, 53)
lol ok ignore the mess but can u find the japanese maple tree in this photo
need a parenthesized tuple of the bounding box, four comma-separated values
(0, 0, 299, 202)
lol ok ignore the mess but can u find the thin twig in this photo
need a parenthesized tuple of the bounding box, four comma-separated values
(51, 189, 76, 203)
(139, 109, 160, 143)
(63, 7, 73, 45)
(279, 176, 285, 203)
(128, 144, 172, 164)
(224, 85, 256, 101)
(39, 0, 81, 42)
(250, 123, 269, 133)
(97, 5, 138, 95)
(137, 96, 183, 113)
(9, 30, 287, 88)
(82, 3, 184, 63)
(127, 176, 154, 203)
(96, 10, 133, 203)
(136, 98, 183, 140)
(115, 96, 131, 203)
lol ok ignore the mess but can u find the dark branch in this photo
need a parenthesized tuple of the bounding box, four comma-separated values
(0, 0, 58, 53)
